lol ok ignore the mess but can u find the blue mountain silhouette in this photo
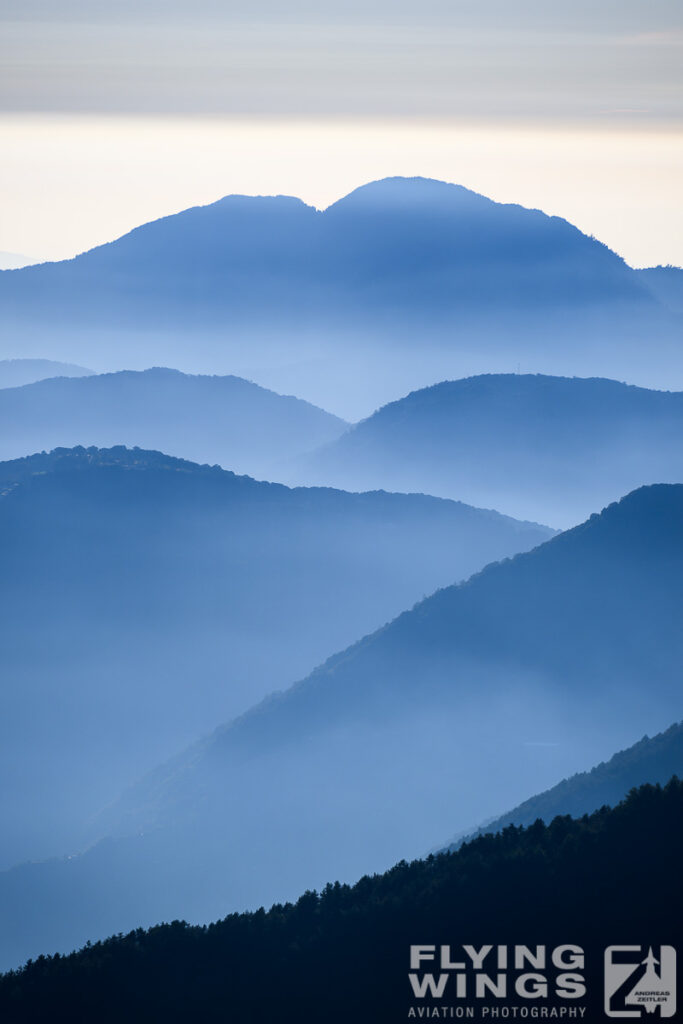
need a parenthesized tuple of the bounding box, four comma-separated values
(0, 359, 92, 389)
(442, 719, 683, 850)
(1, 178, 677, 416)
(637, 265, 683, 313)
(0, 482, 679, 970)
(0, 444, 548, 870)
(297, 374, 683, 527)
(0, 367, 347, 476)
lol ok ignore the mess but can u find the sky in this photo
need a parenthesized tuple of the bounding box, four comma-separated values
(1, 0, 682, 266)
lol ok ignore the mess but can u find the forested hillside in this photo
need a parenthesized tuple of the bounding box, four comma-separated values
(1, 779, 680, 1023)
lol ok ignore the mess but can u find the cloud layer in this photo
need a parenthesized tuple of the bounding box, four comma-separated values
(1, 1, 681, 122)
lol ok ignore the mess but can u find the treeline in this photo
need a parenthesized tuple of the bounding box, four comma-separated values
(1, 778, 681, 1023)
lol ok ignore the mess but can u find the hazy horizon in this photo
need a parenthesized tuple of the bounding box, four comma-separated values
(1, 0, 682, 266)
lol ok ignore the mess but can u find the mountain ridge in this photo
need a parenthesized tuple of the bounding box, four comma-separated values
(0, 444, 550, 869)
(1, 176, 674, 417)
(0, 482, 680, 970)
(296, 373, 683, 526)
(0, 367, 348, 475)
(0, 359, 93, 389)
(1, 779, 681, 1013)
(86, 483, 683, 898)
(442, 719, 683, 850)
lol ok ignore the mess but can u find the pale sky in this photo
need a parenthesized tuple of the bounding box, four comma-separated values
(1, 1, 681, 266)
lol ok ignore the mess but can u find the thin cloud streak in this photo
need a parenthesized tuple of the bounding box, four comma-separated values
(0, 14, 681, 122)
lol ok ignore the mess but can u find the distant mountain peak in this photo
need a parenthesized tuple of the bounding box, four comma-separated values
(214, 192, 314, 210)
(385, 372, 668, 405)
(0, 176, 669, 420)
(326, 176, 493, 212)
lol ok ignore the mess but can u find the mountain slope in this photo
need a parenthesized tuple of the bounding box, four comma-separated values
(0, 252, 39, 270)
(1, 780, 681, 1016)
(0, 445, 548, 868)
(297, 374, 683, 526)
(0, 177, 674, 417)
(0, 367, 347, 475)
(0, 359, 92, 389)
(0, 484, 679, 968)
(107, 483, 683, 843)
(637, 265, 683, 313)
(443, 720, 683, 849)
(3, 178, 649, 327)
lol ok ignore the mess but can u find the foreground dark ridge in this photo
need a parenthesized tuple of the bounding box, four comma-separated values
(0, 479, 668, 974)
(1, 779, 680, 1023)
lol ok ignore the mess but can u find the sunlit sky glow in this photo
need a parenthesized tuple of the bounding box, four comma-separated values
(1, 1, 681, 266)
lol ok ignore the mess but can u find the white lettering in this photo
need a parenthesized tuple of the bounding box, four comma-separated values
(441, 946, 466, 970)
(464, 945, 494, 970)
(476, 974, 507, 998)
(515, 947, 546, 970)
(409, 973, 449, 998)
(516, 973, 548, 998)
(552, 946, 584, 971)
(411, 946, 437, 970)
(556, 973, 586, 999)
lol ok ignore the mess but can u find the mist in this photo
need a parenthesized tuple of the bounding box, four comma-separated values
(0, 446, 549, 869)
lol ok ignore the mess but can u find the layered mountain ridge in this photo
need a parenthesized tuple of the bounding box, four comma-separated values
(1, 177, 677, 416)
(2, 780, 681, 1021)
(0, 367, 347, 475)
(0, 444, 548, 868)
(0, 482, 680, 970)
(296, 373, 683, 526)
(443, 719, 683, 849)
(0, 359, 93, 389)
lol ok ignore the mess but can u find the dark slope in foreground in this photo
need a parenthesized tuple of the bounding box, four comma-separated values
(0, 177, 675, 415)
(0, 446, 547, 869)
(0, 484, 680, 971)
(0, 367, 347, 474)
(1, 780, 681, 1024)
(444, 720, 683, 850)
(299, 374, 683, 526)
